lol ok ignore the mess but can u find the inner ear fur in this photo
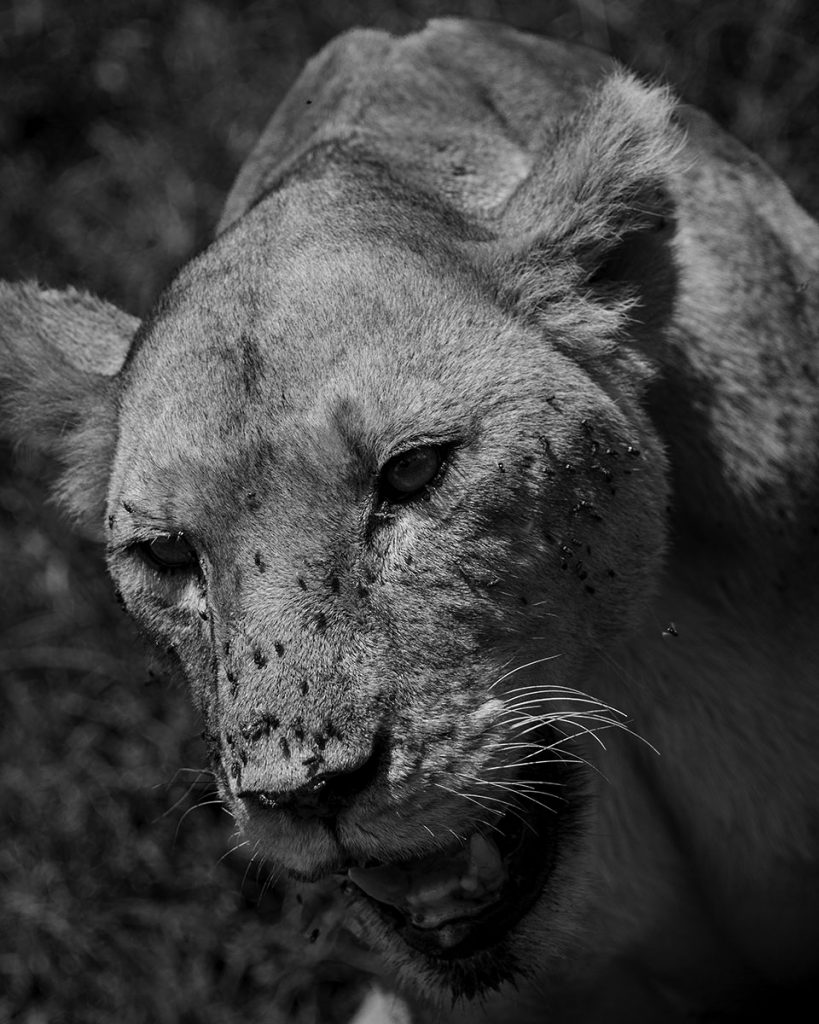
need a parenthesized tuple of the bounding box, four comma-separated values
(0, 281, 139, 536)
(489, 71, 683, 383)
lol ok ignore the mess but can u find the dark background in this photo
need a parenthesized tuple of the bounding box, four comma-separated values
(1, 2, 817, 1022)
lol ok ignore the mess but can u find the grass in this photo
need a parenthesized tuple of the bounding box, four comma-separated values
(1, 1, 817, 1021)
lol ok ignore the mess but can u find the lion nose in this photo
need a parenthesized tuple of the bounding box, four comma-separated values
(237, 749, 382, 821)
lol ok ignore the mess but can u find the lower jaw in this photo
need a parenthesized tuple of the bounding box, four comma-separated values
(347, 885, 528, 1002)
(348, 756, 583, 965)
(362, 839, 558, 962)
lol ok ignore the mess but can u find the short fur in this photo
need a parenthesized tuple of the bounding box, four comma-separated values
(2, 19, 818, 1023)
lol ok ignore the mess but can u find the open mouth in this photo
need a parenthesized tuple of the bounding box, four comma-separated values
(346, 751, 579, 958)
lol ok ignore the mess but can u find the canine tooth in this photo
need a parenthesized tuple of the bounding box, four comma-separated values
(469, 832, 502, 871)
(460, 833, 505, 895)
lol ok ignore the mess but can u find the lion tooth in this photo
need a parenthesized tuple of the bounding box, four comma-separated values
(460, 833, 505, 895)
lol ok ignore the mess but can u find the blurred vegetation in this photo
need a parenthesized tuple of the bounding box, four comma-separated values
(1, 1, 817, 1022)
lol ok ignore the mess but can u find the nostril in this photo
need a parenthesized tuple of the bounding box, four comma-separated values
(239, 738, 384, 821)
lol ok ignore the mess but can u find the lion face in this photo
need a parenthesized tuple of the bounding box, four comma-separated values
(104, 172, 668, 996)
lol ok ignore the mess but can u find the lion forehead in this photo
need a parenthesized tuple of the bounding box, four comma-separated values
(114, 184, 548, 491)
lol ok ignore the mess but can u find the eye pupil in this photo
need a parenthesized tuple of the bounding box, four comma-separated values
(383, 446, 441, 497)
(141, 533, 197, 571)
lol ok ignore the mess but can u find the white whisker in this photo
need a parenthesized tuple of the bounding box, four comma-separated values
(172, 798, 224, 845)
(489, 654, 563, 690)
(217, 837, 250, 867)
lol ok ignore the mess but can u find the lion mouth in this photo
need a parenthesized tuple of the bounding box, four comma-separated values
(346, 756, 576, 958)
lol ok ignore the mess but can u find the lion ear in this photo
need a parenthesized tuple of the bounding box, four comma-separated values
(492, 72, 682, 370)
(0, 281, 139, 537)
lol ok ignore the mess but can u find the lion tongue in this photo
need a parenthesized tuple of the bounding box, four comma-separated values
(349, 833, 506, 930)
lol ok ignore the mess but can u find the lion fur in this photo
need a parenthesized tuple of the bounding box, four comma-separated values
(2, 18, 819, 1023)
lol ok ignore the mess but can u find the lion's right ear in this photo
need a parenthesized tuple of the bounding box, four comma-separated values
(0, 281, 139, 537)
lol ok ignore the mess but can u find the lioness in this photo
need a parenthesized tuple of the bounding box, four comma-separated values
(2, 18, 818, 1023)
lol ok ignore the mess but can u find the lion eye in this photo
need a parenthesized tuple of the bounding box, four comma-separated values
(138, 533, 198, 572)
(381, 445, 442, 499)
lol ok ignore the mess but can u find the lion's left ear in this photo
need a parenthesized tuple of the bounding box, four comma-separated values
(491, 71, 682, 375)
